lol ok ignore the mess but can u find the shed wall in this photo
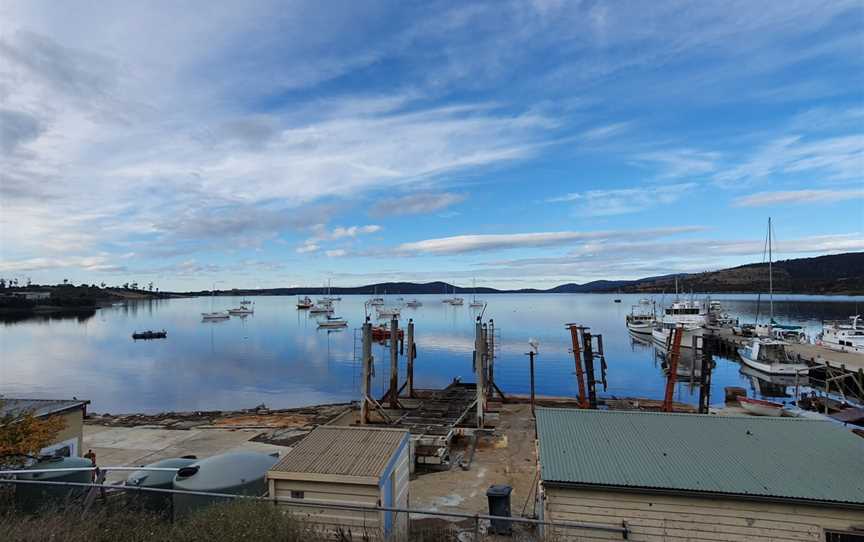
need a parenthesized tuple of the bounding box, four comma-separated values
(272, 479, 381, 532)
(39, 409, 84, 457)
(543, 486, 864, 542)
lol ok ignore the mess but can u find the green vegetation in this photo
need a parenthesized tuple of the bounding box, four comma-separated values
(0, 500, 486, 542)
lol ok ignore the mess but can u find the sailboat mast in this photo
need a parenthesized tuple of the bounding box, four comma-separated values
(768, 217, 773, 321)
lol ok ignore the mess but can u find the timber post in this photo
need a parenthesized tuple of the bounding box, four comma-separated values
(406, 319, 415, 398)
(389, 316, 399, 409)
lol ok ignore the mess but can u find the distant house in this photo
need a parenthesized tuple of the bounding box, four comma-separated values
(10, 291, 51, 301)
(0, 398, 90, 457)
(535, 408, 864, 541)
(267, 426, 410, 539)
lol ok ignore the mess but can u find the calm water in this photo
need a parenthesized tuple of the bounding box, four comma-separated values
(1, 294, 861, 414)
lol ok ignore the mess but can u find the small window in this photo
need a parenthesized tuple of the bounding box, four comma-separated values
(826, 531, 864, 542)
(290, 490, 304, 499)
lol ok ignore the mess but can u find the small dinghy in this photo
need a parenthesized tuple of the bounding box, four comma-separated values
(132, 330, 167, 340)
(737, 396, 784, 417)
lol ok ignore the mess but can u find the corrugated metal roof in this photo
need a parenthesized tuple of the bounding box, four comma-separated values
(536, 408, 864, 506)
(0, 398, 89, 419)
(270, 426, 408, 479)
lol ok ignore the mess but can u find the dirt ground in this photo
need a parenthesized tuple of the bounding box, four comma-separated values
(409, 404, 539, 518)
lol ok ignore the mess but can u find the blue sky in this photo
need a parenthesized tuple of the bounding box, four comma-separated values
(1, 0, 862, 290)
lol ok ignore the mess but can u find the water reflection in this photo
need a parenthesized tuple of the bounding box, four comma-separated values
(0, 293, 860, 413)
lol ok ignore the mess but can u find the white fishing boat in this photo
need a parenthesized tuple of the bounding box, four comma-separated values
(625, 299, 655, 335)
(818, 316, 864, 355)
(296, 296, 313, 309)
(737, 339, 810, 375)
(240, 299, 253, 306)
(737, 396, 784, 417)
(450, 296, 464, 306)
(406, 299, 422, 308)
(318, 315, 348, 328)
(706, 300, 737, 329)
(651, 297, 707, 349)
(227, 305, 253, 315)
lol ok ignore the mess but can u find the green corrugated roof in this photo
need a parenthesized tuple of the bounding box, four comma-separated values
(536, 408, 864, 506)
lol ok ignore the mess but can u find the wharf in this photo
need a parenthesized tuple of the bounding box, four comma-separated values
(710, 328, 864, 373)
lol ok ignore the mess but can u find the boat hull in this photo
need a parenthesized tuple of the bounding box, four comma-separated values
(737, 348, 809, 375)
(737, 397, 784, 416)
(652, 326, 702, 349)
(626, 321, 653, 335)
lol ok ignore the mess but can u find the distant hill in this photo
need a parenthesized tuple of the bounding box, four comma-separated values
(177, 252, 863, 297)
(623, 252, 864, 295)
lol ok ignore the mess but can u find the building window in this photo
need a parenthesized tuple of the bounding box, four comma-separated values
(290, 491, 304, 499)
(826, 531, 864, 542)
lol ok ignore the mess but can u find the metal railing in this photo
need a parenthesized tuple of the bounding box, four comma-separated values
(0, 473, 630, 540)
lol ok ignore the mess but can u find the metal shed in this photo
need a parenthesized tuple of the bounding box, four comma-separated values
(535, 408, 864, 541)
(267, 426, 410, 539)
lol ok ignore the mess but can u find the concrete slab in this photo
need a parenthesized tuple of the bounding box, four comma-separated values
(83, 425, 291, 483)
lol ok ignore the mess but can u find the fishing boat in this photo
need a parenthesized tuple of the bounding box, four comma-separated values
(651, 297, 707, 349)
(318, 315, 348, 328)
(613, 290, 622, 303)
(132, 330, 167, 340)
(406, 299, 422, 308)
(296, 296, 313, 309)
(227, 305, 254, 315)
(737, 396, 784, 417)
(817, 316, 864, 355)
(371, 324, 403, 342)
(706, 300, 737, 329)
(625, 299, 655, 335)
(737, 339, 810, 375)
(240, 299, 253, 306)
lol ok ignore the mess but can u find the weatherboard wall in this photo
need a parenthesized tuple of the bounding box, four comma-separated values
(542, 487, 864, 541)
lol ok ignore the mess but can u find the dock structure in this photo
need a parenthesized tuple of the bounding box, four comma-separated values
(355, 315, 498, 468)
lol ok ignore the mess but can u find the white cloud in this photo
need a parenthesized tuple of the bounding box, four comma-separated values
(295, 241, 319, 254)
(548, 183, 697, 216)
(579, 122, 631, 141)
(325, 249, 347, 258)
(397, 226, 705, 255)
(635, 150, 721, 179)
(714, 134, 864, 187)
(733, 189, 864, 207)
(369, 192, 466, 217)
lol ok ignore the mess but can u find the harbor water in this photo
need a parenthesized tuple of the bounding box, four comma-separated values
(1, 294, 860, 413)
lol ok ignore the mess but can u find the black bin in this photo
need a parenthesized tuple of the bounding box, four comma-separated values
(486, 484, 513, 535)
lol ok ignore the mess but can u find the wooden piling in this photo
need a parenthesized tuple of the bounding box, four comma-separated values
(389, 316, 399, 409)
(528, 350, 536, 416)
(582, 331, 598, 409)
(475, 317, 485, 428)
(698, 334, 713, 414)
(488, 319, 495, 396)
(567, 324, 588, 408)
(406, 319, 415, 398)
(360, 318, 372, 424)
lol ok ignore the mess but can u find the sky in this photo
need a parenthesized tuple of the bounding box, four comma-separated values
(1, 0, 862, 291)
